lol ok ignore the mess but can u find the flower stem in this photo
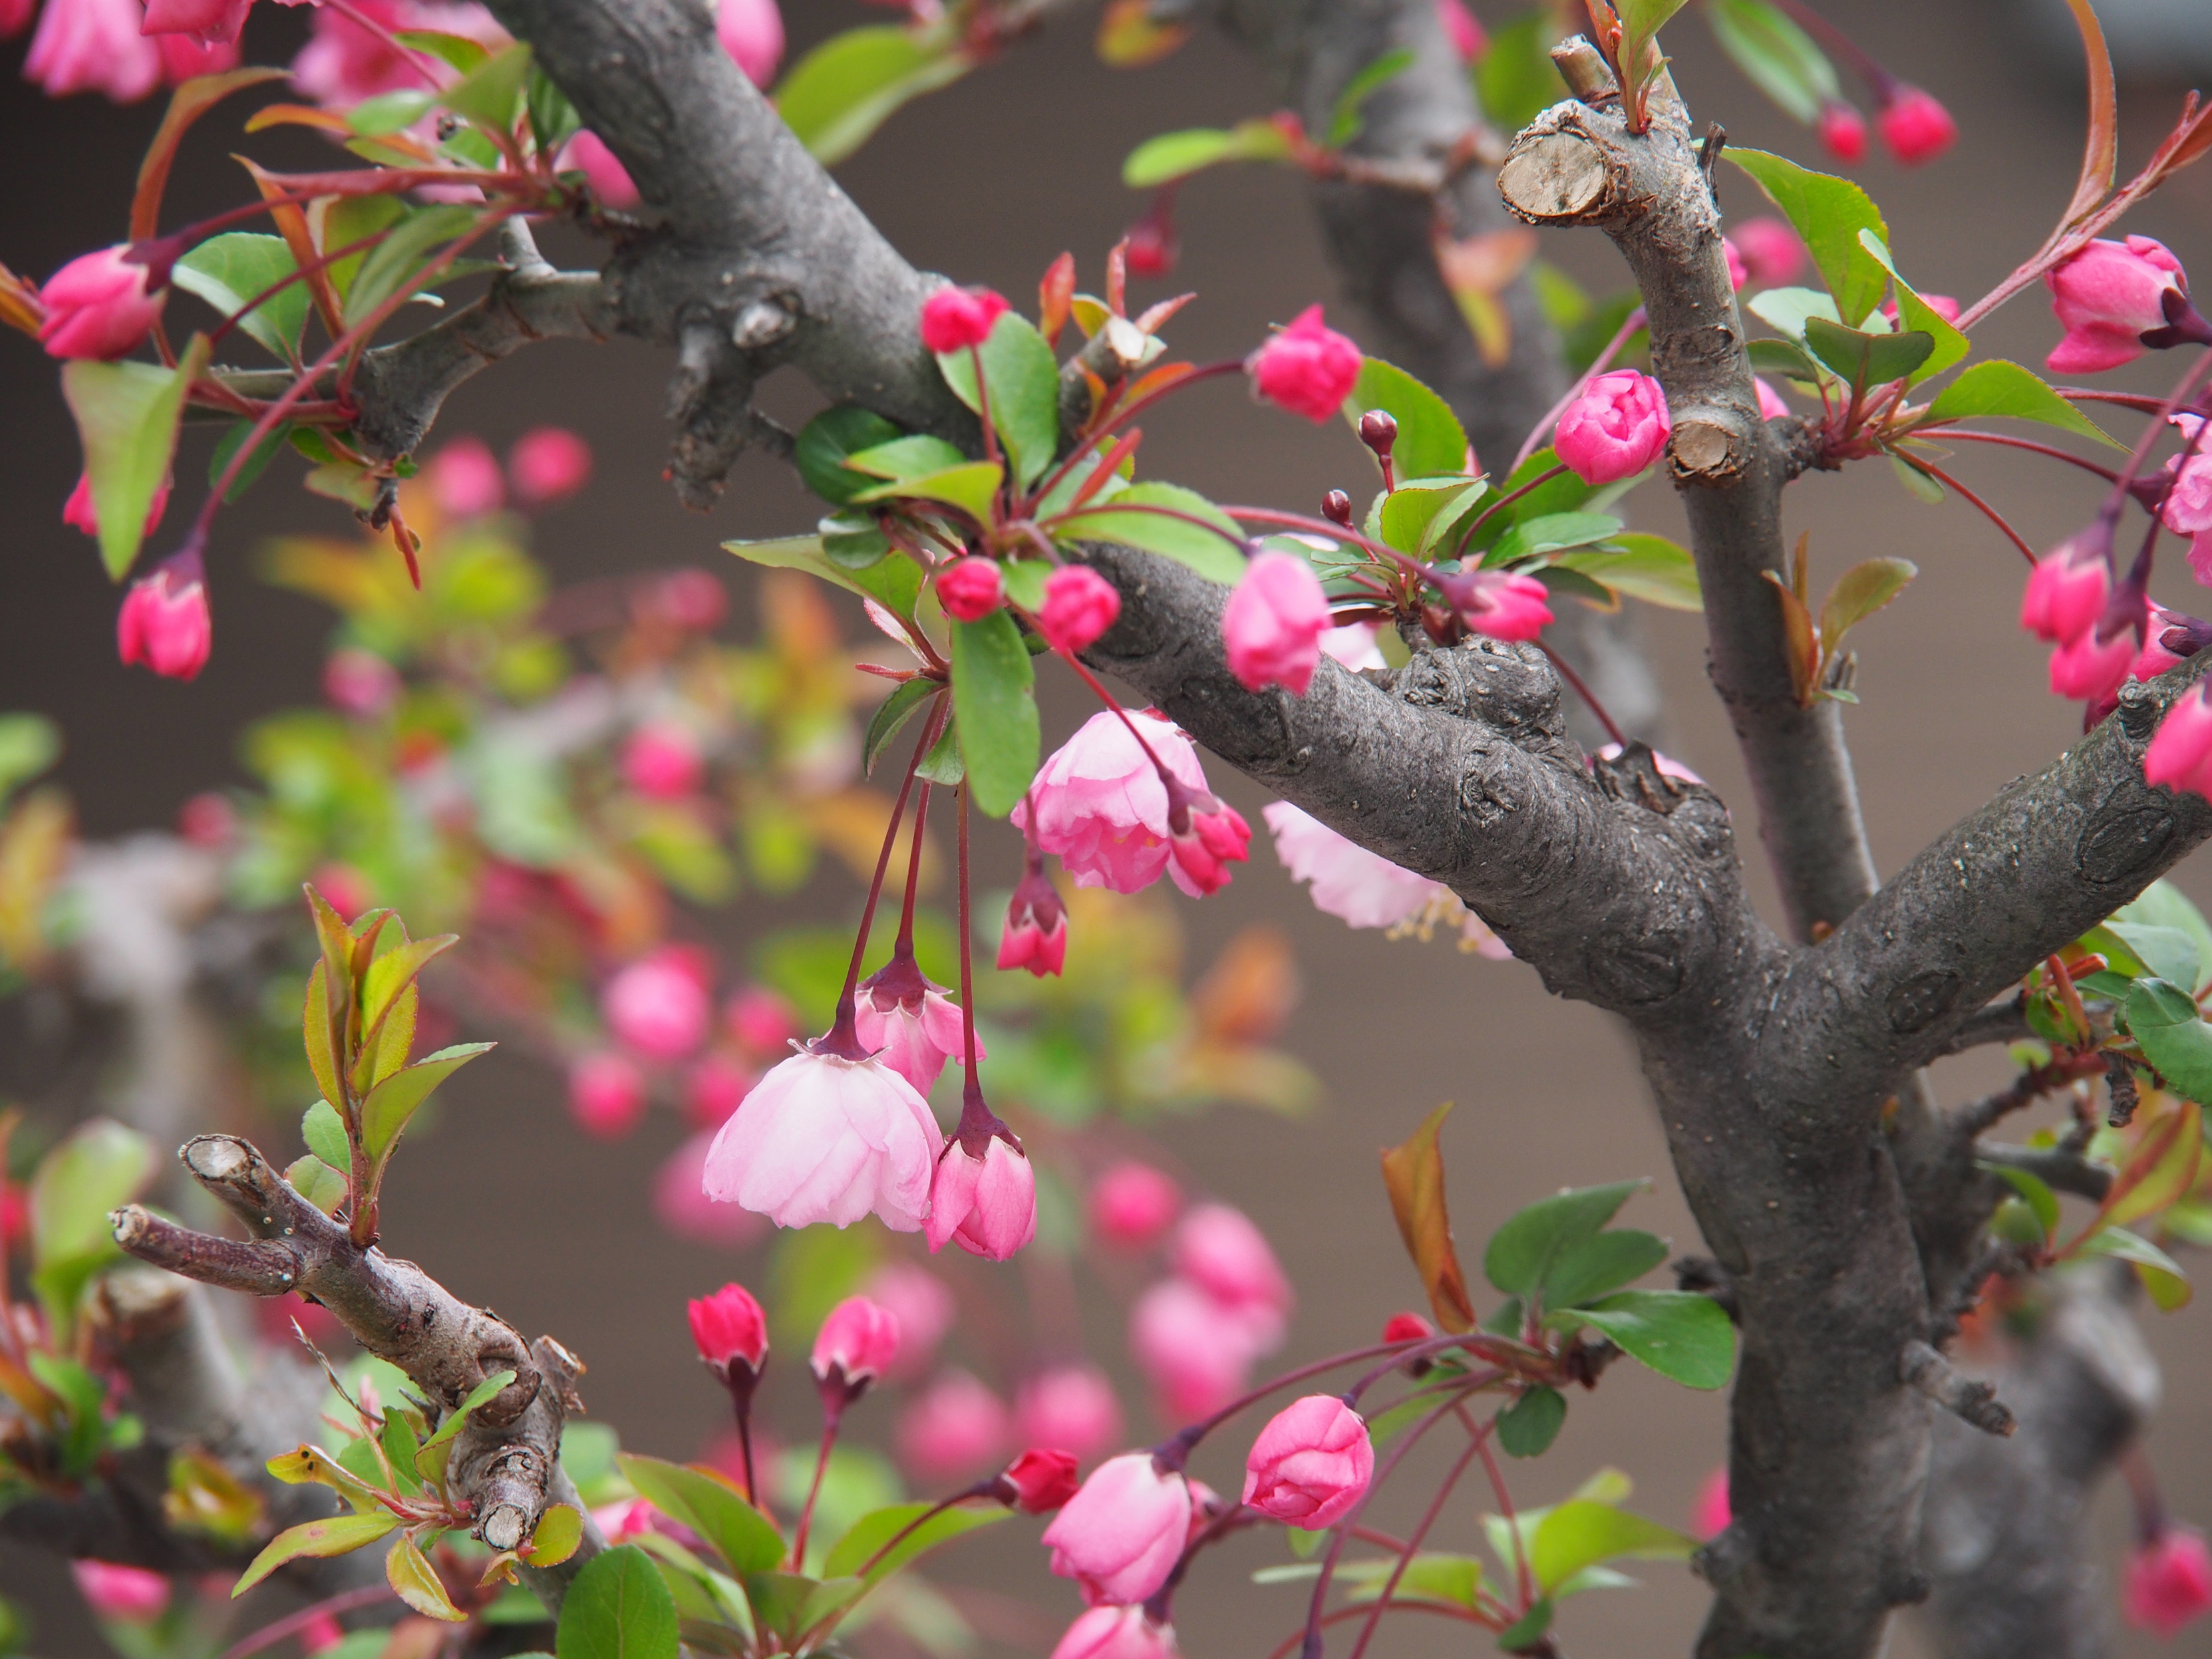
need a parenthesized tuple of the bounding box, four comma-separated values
(1538, 641, 1628, 748)
(832, 698, 945, 1044)
(1509, 315, 1646, 476)
(1468, 1403, 1535, 1612)
(1345, 1418, 1492, 1659)
(1448, 463, 1573, 563)
(792, 1398, 842, 1569)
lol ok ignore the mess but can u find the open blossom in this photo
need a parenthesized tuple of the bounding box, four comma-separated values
(2046, 237, 2189, 375)
(1732, 218, 1805, 287)
(603, 950, 711, 1060)
(896, 1369, 1011, 1480)
(1051, 1606, 1177, 1659)
(568, 1052, 647, 1139)
(812, 1294, 901, 1388)
(854, 966, 976, 1095)
(1132, 1277, 1265, 1421)
(2146, 684, 2212, 802)
(702, 1050, 942, 1231)
(40, 246, 164, 360)
(1321, 620, 1386, 671)
(1755, 377, 1791, 422)
(156, 30, 239, 79)
(1875, 86, 1957, 167)
(1039, 565, 1122, 654)
(65, 470, 169, 540)
(1042, 1453, 1191, 1606)
(1248, 305, 1362, 422)
(921, 285, 1009, 353)
(1263, 800, 1447, 931)
(716, 0, 783, 86)
(510, 426, 593, 506)
(1440, 567, 1553, 642)
(1817, 100, 1867, 163)
(1015, 710, 1221, 897)
(2123, 1525, 2212, 1637)
(1017, 1364, 1123, 1460)
(117, 554, 212, 681)
(1223, 552, 1331, 695)
(560, 130, 641, 210)
(423, 436, 505, 517)
(927, 1131, 1037, 1261)
(1241, 1395, 1374, 1528)
(2161, 415, 2212, 538)
(1555, 370, 1670, 486)
(292, 1, 507, 108)
(2020, 525, 2112, 644)
(27, 0, 162, 100)
(1090, 1160, 1181, 1248)
(938, 557, 1005, 623)
(72, 1561, 169, 1622)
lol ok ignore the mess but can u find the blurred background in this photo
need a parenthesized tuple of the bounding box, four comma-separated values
(2, 0, 2211, 1654)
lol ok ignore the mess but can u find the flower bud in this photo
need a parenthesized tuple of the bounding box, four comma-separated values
(1123, 188, 1179, 279)
(812, 1294, 901, 1394)
(508, 426, 593, 507)
(927, 1130, 1038, 1261)
(1222, 551, 1331, 696)
(1320, 489, 1353, 529)
(716, 0, 784, 87)
(1875, 85, 1957, 168)
(1050, 1604, 1177, 1659)
(1174, 1203, 1291, 1318)
(1090, 1161, 1182, 1249)
(2048, 627, 2134, 704)
(1817, 100, 1867, 164)
(999, 856, 1070, 978)
(1692, 1467, 1732, 1540)
(2145, 684, 2212, 804)
(72, 1561, 169, 1622)
(1247, 305, 1362, 423)
(422, 436, 504, 517)
(2046, 237, 2192, 375)
(895, 1370, 1011, 1481)
(1241, 1394, 1374, 1528)
(1039, 564, 1122, 655)
(938, 556, 1005, 623)
(1554, 370, 1670, 486)
(1732, 218, 1806, 287)
(2124, 1523, 2212, 1637)
(40, 246, 164, 361)
(1017, 1365, 1123, 1459)
(689, 1282, 769, 1382)
(603, 949, 712, 1061)
(998, 1447, 1082, 1513)
(568, 1052, 647, 1139)
(1040, 1452, 1190, 1606)
(2020, 521, 2114, 645)
(116, 552, 211, 681)
(1357, 408, 1398, 462)
(921, 285, 1009, 353)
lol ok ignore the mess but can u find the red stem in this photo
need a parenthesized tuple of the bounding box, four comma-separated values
(218, 1585, 399, 1659)
(1468, 1404, 1535, 1612)
(1510, 312, 1646, 474)
(1448, 463, 1572, 563)
(791, 1404, 840, 1569)
(1539, 640, 1628, 748)
(832, 700, 946, 1036)
(1906, 459, 2040, 565)
(1344, 1418, 1493, 1659)
(1933, 428, 2126, 485)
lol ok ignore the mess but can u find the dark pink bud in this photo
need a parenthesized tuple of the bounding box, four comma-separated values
(1382, 1310, 1433, 1344)
(40, 246, 164, 361)
(1123, 189, 1179, 279)
(1875, 86, 1957, 168)
(926, 1130, 1038, 1261)
(2046, 237, 2191, 375)
(1164, 784, 1252, 897)
(1223, 551, 1331, 696)
(1357, 408, 1398, 462)
(71, 1561, 168, 1622)
(1731, 218, 1806, 287)
(920, 285, 1010, 353)
(1434, 0, 1485, 62)
(65, 470, 169, 539)
(422, 436, 504, 518)
(1248, 305, 1362, 423)
(2124, 1524, 2212, 1637)
(1555, 369, 1670, 486)
(1090, 1161, 1181, 1249)
(116, 552, 210, 681)
(1692, 1467, 1731, 1539)
(1321, 489, 1353, 528)
(938, 555, 1005, 622)
(2049, 628, 2133, 704)
(1817, 101, 1867, 164)
(1241, 1394, 1374, 1528)
(139, 0, 249, 45)
(567, 1052, 647, 1139)
(811, 1294, 900, 1392)
(623, 723, 705, 800)
(1436, 567, 1553, 642)
(688, 1281, 769, 1376)
(999, 1447, 1081, 1513)
(2020, 524, 2114, 645)
(1039, 565, 1121, 655)
(2146, 686, 2212, 805)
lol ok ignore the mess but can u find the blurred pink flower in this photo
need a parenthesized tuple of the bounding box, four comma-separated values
(561, 129, 639, 209)
(726, 986, 800, 1056)
(1039, 565, 1122, 655)
(423, 436, 504, 517)
(896, 1369, 1012, 1481)
(1319, 620, 1385, 671)
(1434, 0, 1484, 62)
(603, 949, 711, 1061)
(140, 0, 250, 45)
(510, 426, 593, 506)
(72, 1561, 168, 1622)
(653, 1130, 768, 1246)
(1692, 1467, 1730, 1539)
(717, 0, 782, 86)
(1131, 1276, 1262, 1422)
(703, 1050, 941, 1231)
(1017, 1364, 1124, 1461)
(1755, 376, 1790, 422)
(1050, 1605, 1177, 1659)
(291, 0, 504, 108)
(2048, 627, 2133, 704)
(623, 724, 705, 800)
(324, 648, 401, 718)
(1263, 801, 1446, 932)
(39, 245, 164, 359)
(2161, 415, 2212, 537)
(569, 1051, 647, 1139)
(1089, 1160, 1182, 1249)
(1875, 85, 1957, 168)
(863, 1261, 955, 1378)
(26, 0, 162, 100)
(2124, 1525, 2212, 1638)
(117, 553, 212, 681)
(2146, 684, 2212, 803)
(1174, 1202, 1292, 1324)
(920, 286, 1009, 354)
(64, 470, 169, 539)
(683, 1056, 752, 1128)
(1731, 218, 1806, 287)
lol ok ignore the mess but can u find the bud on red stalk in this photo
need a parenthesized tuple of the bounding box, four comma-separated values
(939, 555, 1005, 622)
(1320, 489, 1353, 529)
(689, 1282, 769, 1384)
(996, 1447, 1082, 1513)
(812, 1294, 901, 1400)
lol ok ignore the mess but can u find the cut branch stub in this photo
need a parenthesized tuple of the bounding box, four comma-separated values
(1498, 130, 1616, 223)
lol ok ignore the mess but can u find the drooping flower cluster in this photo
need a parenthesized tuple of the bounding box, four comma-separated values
(1015, 711, 1249, 900)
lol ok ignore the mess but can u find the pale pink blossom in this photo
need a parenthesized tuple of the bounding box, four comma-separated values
(291, 1, 506, 108)
(1014, 710, 1219, 897)
(560, 130, 640, 209)
(1248, 305, 1361, 423)
(1050, 1605, 1178, 1659)
(862, 1262, 954, 1378)
(1263, 800, 1445, 932)
(26, 0, 162, 100)
(726, 986, 800, 1056)
(717, 0, 782, 84)
(703, 1050, 941, 1231)
(568, 1052, 647, 1139)
(324, 649, 400, 718)
(2046, 237, 2189, 375)
(1090, 1161, 1181, 1249)
(1041, 1453, 1191, 1606)
(603, 950, 711, 1060)
(1241, 1395, 1374, 1528)
(422, 436, 504, 517)
(1555, 370, 1670, 486)
(72, 1561, 169, 1622)
(2161, 415, 2212, 537)
(117, 554, 212, 680)
(1174, 1203, 1292, 1323)
(510, 426, 593, 506)
(39, 246, 164, 359)
(1222, 552, 1331, 695)
(1755, 377, 1790, 421)
(1017, 1364, 1124, 1461)
(926, 1132, 1037, 1261)
(895, 1369, 1011, 1481)
(2123, 1525, 2212, 1638)
(653, 1130, 768, 1247)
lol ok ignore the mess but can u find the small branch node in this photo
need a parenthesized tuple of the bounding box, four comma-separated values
(1549, 35, 1618, 104)
(731, 295, 797, 351)
(1900, 1340, 2016, 1436)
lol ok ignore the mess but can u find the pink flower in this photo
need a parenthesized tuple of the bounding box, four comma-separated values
(1040, 565, 1122, 654)
(1001, 1447, 1083, 1513)
(2147, 684, 2212, 802)
(726, 986, 800, 1056)
(291, 1, 506, 108)
(2046, 237, 2189, 375)
(1, 0, 33, 35)
(298, 1613, 346, 1655)
(1263, 800, 1446, 931)
(1875, 86, 1957, 167)
(1554, 369, 1670, 486)
(651, 569, 729, 631)
(2020, 525, 2113, 644)
(1017, 1364, 1123, 1460)
(939, 557, 1005, 622)
(2130, 607, 2189, 687)
(1241, 1395, 1373, 1528)
(921, 286, 1009, 353)
(1166, 792, 1251, 897)
(140, 0, 251, 45)
(1732, 218, 1805, 287)
(705, 1049, 942, 1231)
(1754, 377, 1791, 422)
(684, 1056, 752, 1128)
(423, 436, 504, 517)
(1321, 621, 1385, 671)
(603, 951, 711, 1061)
(1122, 189, 1178, 279)
(623, 724, 705, 800)
(64, 470, 169, 539)
(1222, 552, 1331, 696)
(1434, 0, 1484, 63)
(510, 426, 593, 506)
(1247, 305, 1362, 423)
(568, 1052, 647, 1139)
(1817, 100, 1867, 164)
(1723, 238, 1748, 291)
(1090, 1161, 1181, 1249)
(1131, 1277, 1263, 1421)
(862, 1262, 954, 1378)
(854, 968, 975, 1096)
(1013, 710, 1219, 897)
(1050, 1606, 1177, 1659)
(1041, 1452, 1191, 1606)
(689, 1282, 768, 1377)
(999, 857, 1068, 977)
(561, 130, 641, 209)
(72, 1561, 169, 1622)
(323, 648, 400, 718)
(812, 1294, 901, 1388)
(1440, 567, 1553, 642)
(1881, 294, 1961, 325)
(717, 0, 783, 86)
(2123, 1525, 2212, 1638)
(653, 1131, 768, 1246)
(40, 246, 164, 359)
(927, 1132, 1037, 1261)
(177, 792, 235, 847)
(156, 29, 238, 80)
(2161, 414, 2212, 537)
(1692, 1467, 1732, 1539)
(26, 0, 162, 100)
(117, 554, 212, 681)
(2050, 628, 2134, 704)
(1174, 1203, 1293, 1323)
(896, 1369, 1011, 1481)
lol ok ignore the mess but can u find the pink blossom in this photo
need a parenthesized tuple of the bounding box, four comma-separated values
(703, 1050, 942, 1231)
(311, 862, 373, 921)
(1131, 1277, 1263, 1421)
(1554, 369, 1670, 486)
(2046, 237, 2189, 375)
(298, 1614, 346, 1655)
(1017, 1364, 1124, 1460)
(1166, 794, 1251, 897)
(1881, 294, 1961, 326)
(568, 1052, 647, 1139)
(1754, 377, 1791, 422)
(2161, 415, 2212, 537)
(510, 426, 593, 506)
(862, 1262, 954, 1377)
(1817, 101, 1867, 164)
(1320, 621, 1385, 671)
(1, 0, 35, 36)
(323, 648, 401, 718)
(653, 1130, 768, 1246)
(650, 569, 729, 631)
(895, 1369, 1011, 1481)
(683, 1056, 752, 1128)
(1050, 1606, 1177, 1659)
(1122, 189, 1178, 279)
(117, 555, 212, 681)
(1263, 800, 1445, 931)
(291, 1, 506, 108)
(726, 986, 800, 1056)
(1248, 305, 1361, 423)
(920, 286, 1009, 353)
(422, 436, 504, 517)
(2049, 628, 2134, 704)
(2147, 684, 2212, 802)
(1222, 551, 1331, 695)
(1002, 1447, 1083, 1513)
(1013, 710, 1218, 897)
(939, 556, 1005, 623)
(26, 0, 162, 100)
(717, 0, 783, 86)
(854, 971, 975, 1096)
(812, 1294, 901, 1387)
(561, 130, 640, 208)
(603, 950, 711, 1061)
(1040, 565, 1122, 654)
(1090, 1161, 1182, 1249)
(999, 859, 1069, 977)
(1723, 238, 1748, 291)
(1383, 1310, 1433, 1345)
(2020, 526, 2112, 645)
(1041, 1452, 1191, 1606)
(1174, 1203, 1292, 1322)
(689, 1281, 768, 1376)
(156, 29, 237, 80)
(927, 1132, 1037, 1261)
(1732, 218, 1805, 287)
(1241, 1395, 1373, 1528)
(140, 0, 250, 45)
(1875, 86, 1957, 167)
(39, 246, 164, 359)
(72, 1561, 169, 1622)
(1692, 1467, 1731, 1539)
(623, 724, 705, 800)
(1441, 567, 1553, 642)
(65, 470, 169, 539)
(1434, 0, 1484, 63)
(2123, 1525, 2212, 1638)
(177, 792, 235, 847)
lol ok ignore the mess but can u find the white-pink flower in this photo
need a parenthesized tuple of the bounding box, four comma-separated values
(2163, 415, 2212, 537)
(926, 1132, 1037, 1261)
(854, 975, 976, 1095)
(1130, 1277, 1266, 1422)
(1261, 802, 1444, 931)
(701, 1050, 942, 1231)
(1013, 710, 1217, 897)
(1041, 1453, 1191, 1607)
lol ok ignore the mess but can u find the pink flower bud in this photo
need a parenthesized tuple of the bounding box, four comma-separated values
(999, 863, 1070, 977)
(1723, 238, 1748, 291)
(2146, 684, 2212, 803)
(568, 1051, 647, 1139)
(177, 792, 234, 847)
(72, 1561, 169, 1622)
(559, 129, 640, 210)
(1817, 100, 1867, 164)
(422, 436, 505, 517)
(939, 556, 1005, 623)
(64, 470, 169, 539)
(1123, 189, 1179, 279)
(140, 0, 249, 45)
(2020, 525, 2113, 645)
(1040, 1452, 1191, 1606)
(1382, 1310, 1433, 1344)
(1017, 1364, 1123, 1460)
(1247, 305, 1362, 424)
(896, 1368, 1012, 1481)
(1439, 567, 1553, 642)
(1731, 218, 1806, 287)
(705, 1050, 942, 1231)
(156, 29, 238, 82)
(862, 1262, 955, 1377)
(812, 1294, 901, 1389)
(1013, 710, 1223, 896)
(26, 0, 162, 102)
(1175, 1203, 1293, 1319)
(2046, 237, 2190, 376)
(927, 1131, 1038, 1261)
(650, 569, 730, 631)
(1090, 1161, 1182, 1249)
(40, 245, 164, 360)
(1131, 1277, 1262, 1421)
(684, 1056, 752, 1128)
(311, 862, 373, 921)
(1222, 551, 1331, 696)
(1001, 1447, 1082, 1513)
(323, 648, 400, 718)
(2049, 627, 2134, 704)
(1040, 565, 1122, 654)
(725, 986, 800, 1055)
(1754, 377, 1791, 422)
(1554, 369, 1670, 486)
(298, 1612, 346, 1655)
(716, 0, 783, 87)
(855, 965, 975, 1096)
(1875, 86, 1957, 168)
(603, 949, 712, 1061)
(623, 724, 705, 800)
(1241, 1394, 1374, 1528)
(1692, 1467, 1731, 1540)
(1434, 0, 1485, 62)
(689, 1281, 769, 1376)
(508, 426, 593, 507)
(2124, 1524, 2212, 1637)
(116, 553, 211, 681)
(921, 285, 1010, 353)
(1050, 1605, 1178, 1659)
(653, 1130, 768, 1247)
(1167, 792, 1252, 897)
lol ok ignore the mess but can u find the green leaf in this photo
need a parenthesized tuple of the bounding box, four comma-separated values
(556, 1544, 681, 1659)
(1377, 480, 1483, 555)
(1122, 118, 1295, 188)
(387, 1532, 464, 1620)
(1747, 335, 1825, 384)
(775, 26, 971, 166)
(0, 713, 59, 804)
(209, 417, 291, 504)
(320, 195, 406, 303)
(1543, 1229, 1669, 1309)
(1476, 11, 1568, 130)
(1568, 1290, 1736, 1389)
(1000, 557, 1051, 613)
(949, 610, 1040, 819)
(932, 312, 1061, 490)
(853, 461, 1004, 524)
(440, 41, 530, 132)
(414, 1366, 515, 1485)
(863, 680, 939, 778)
(2123, 979, 2212, 1107)
(724, 533, 923, 627)
(1528, 1499, 1694, 1594)
(361, 1042, 494, 1165)
(1980, 1163, 2060, 1240)
(286, 1155, 348, 1215)
(1854, 231, 1969, 386)
(2080, 1226, 2192, 1310)
(61, 334, 211, 581)
(174, 233, 309, 363)
(1802, 316, 1934, 390)
(1327, 49, 1414, 148)
(1920, 360, 2122, 449)
(526, 1502, 585, 1567)
(1725, 151, 1889, 326)
(1484, 511, 1623, 568)
(396, 28, 490, 75)
(358, 933, 455, 1056)
(1496, 1598, 1553, 1647)
(1619, 0, 1692, 120)
(343, 204, 480, 330)
(346, 90, 435, 136)
(1747, 285, 1843, 345)
(824, 1502, 1009, 1588)
(842, 433, 969, 485)
(31, 1118, 152, 1274)
(1484, 1181, 1645, 1298)
(1555, 534, 1702, 611)
(915, 716, 964, 786)
(1704, 0, 1839, 123)
(1890, 452, 1946, 504)
(2116, 881, 2212, 992)
(1052, 482, 1249, 585)
(1817, 557, 1916, 657)
(1342, 359, 1468, 481)
(234, 1511, 400, 1596)
(525, 63, 581, 157)
(794, 408, 906, 504)
(1496, 1386, 1567, 1458)
(615, 1454, 786, 1577)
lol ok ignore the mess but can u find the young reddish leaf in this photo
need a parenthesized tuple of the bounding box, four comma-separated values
(1097, 0, 1191, 68)
(2098, 1098, 2203, 1232)
(1379, 1102, 1478, 1334)
(1132, 293, 1195, 335)
(234, 1511, 399, 1596)
(2056, 0, 2117, 227)
(387, 1532, 465, 1621)
(238, 158, 345, 340)
(1817, 557, 1916, 658)
(362, 1042, 496, 1167)
(1038, 252, 1075, 347)
(132, 67, 289, 243)
(1761, 571, 1820, 706)
(303, 961, 343, 1112)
